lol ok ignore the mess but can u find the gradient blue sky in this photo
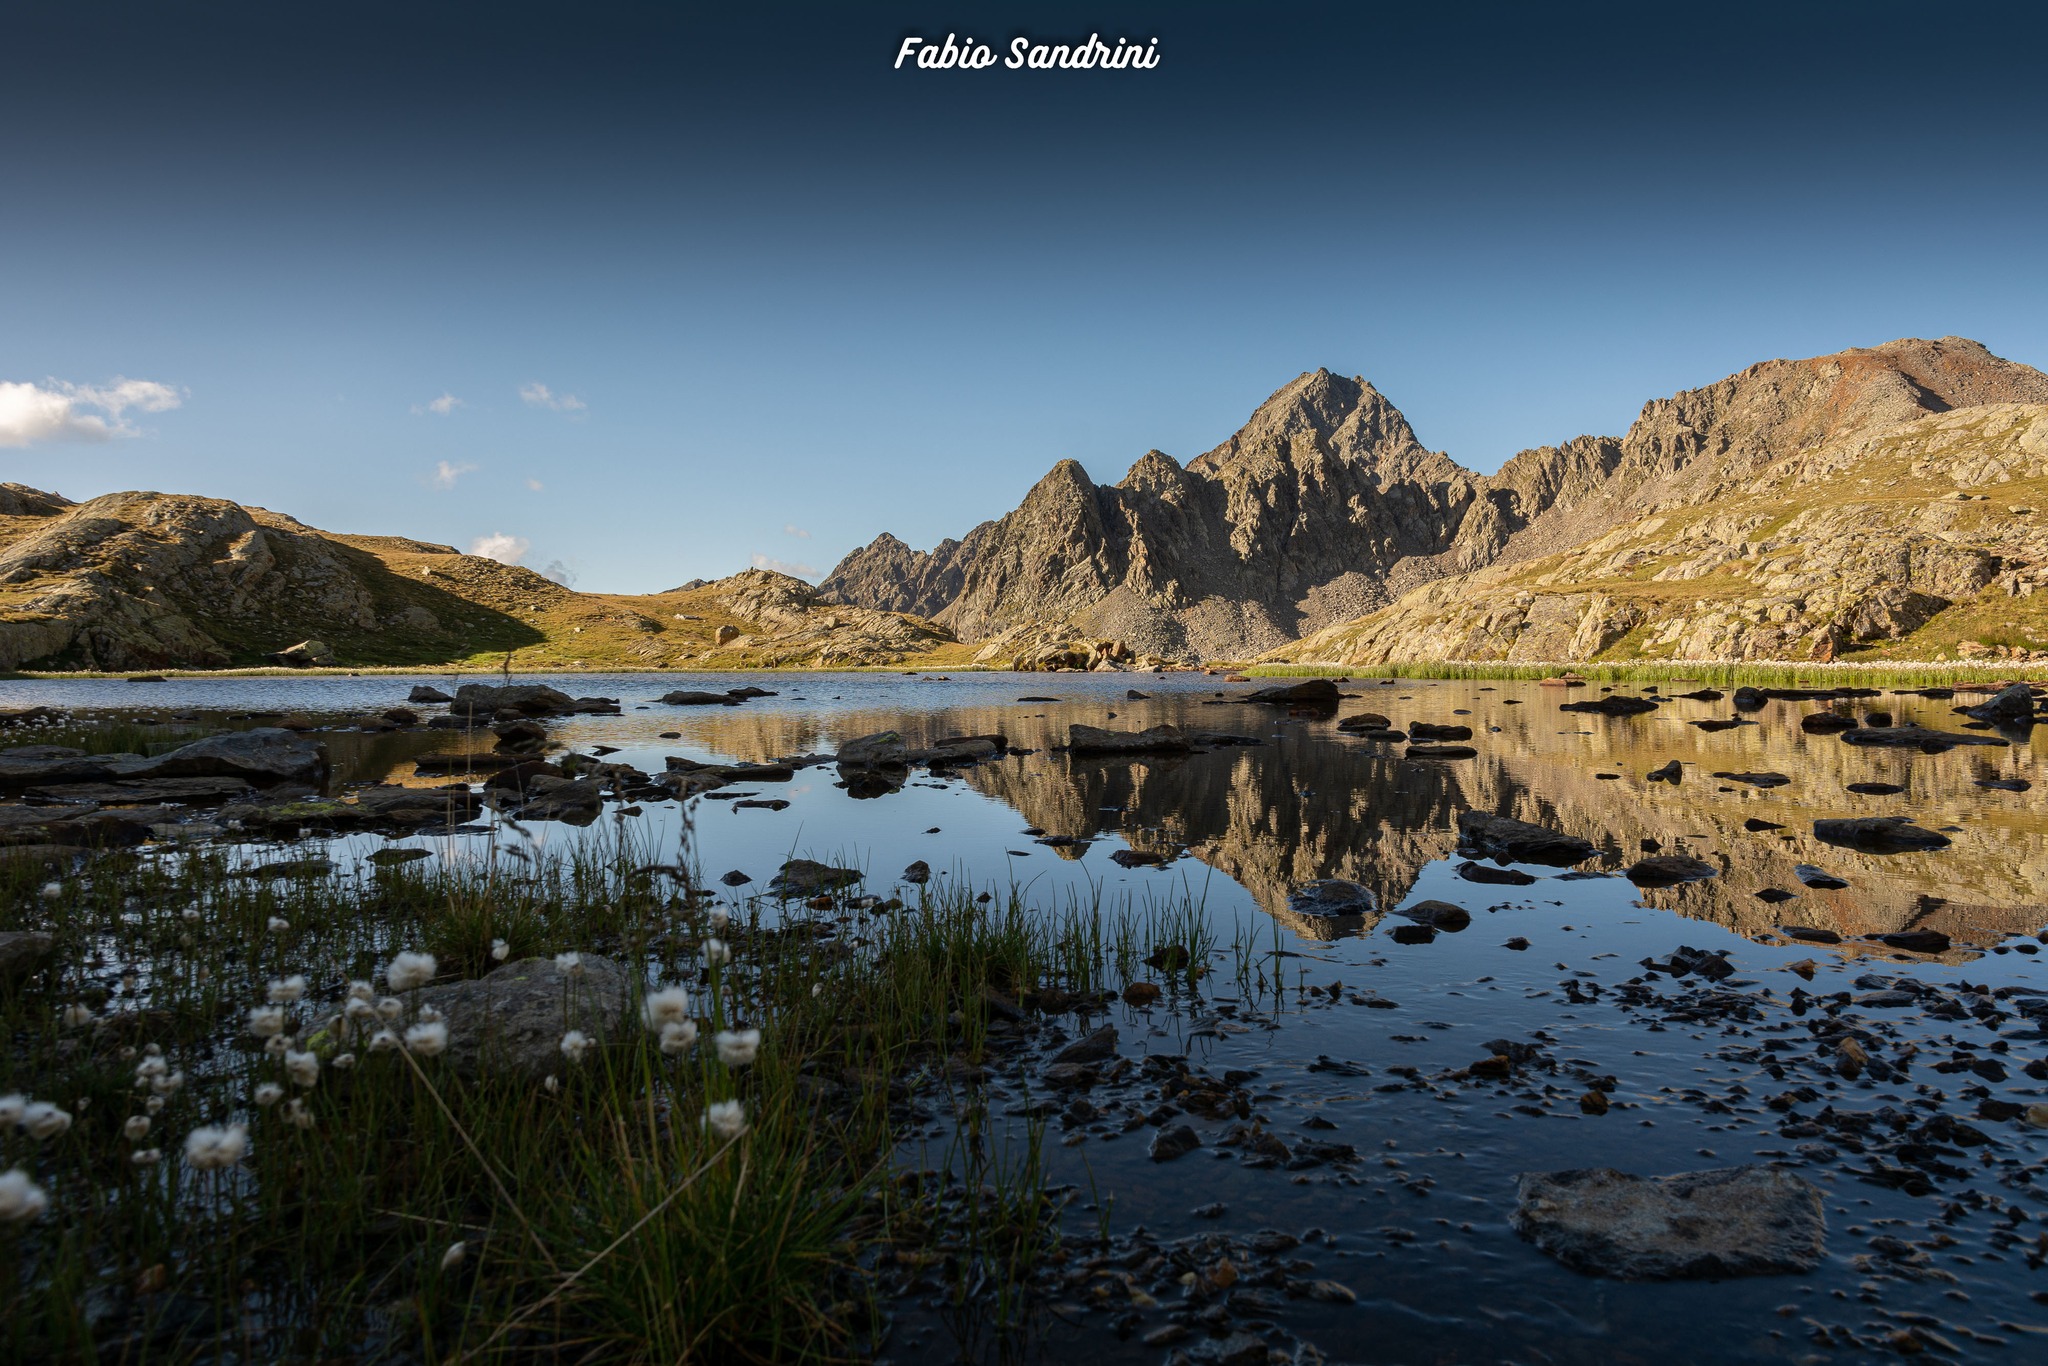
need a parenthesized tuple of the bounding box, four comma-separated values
(4, 1, 2047, 591)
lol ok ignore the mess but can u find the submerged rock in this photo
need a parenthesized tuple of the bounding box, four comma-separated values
(1407, 721, 1473, 740)
(1511, 1165, 1826, 1280)
(1396, 899, 1470, 931)
(1150, 1123, 1202, 1162)
(1456, 811, 1596, 866)
(1558, 695, 1659, 716)
(835, 731, 907, 767)
(1286, 880, 1376, 919)
(1625, 855, 1718, 887)
(768, 860, 863, 897)
(1840, 725, 2007, 751)
(1067, 723, 1192, 755)
(1812, 817, 1952, 853)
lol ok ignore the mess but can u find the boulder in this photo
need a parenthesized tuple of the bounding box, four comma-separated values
(1407, 722, 1473, 740)
(1067, 724, 1192, 755)
(1959, 683, 2039, 723)
(450, 684, 579, 718)
(266, 639, 334, 667)
(1240, 679, 1340, 705)
(1406, 744, 1477, 759)
(1801, 712, 1858, 733)
(1840, 725, 2007, 751)
(769, 859, 862, 897)
(1511, 1166, 1826, 1280)
(1396, 899, 1471, 931)
(1875, 930, 1952, 954)
(1812, 817, 1952, 853)
(836, 731, 908, 767)
(0, 930, 57, 983)
(1286, 880, 1376, 919)
(1049, 1024, 1117, 1066)
(1559, 696, 1659, 716)
(505, 777, 603, 825)
(1646, 760, 1682, 783)
(408, 685, 453, 704)
(660, 690, 741, 706)
(134, 728, 327, 786)
(1456, 811, 1596, 866)
(407, 954, 631, 1080)
(1625, 855, 1718, 887)
(1150, 1123, 1201, 1162)
(1335, 712, 1393, 732)
(493, 719, 549, 753)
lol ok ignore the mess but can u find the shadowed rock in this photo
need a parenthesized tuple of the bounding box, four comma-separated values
(1067, 724, 1192, 755)
(1512, 1166, 1826, 1280)
(1456, 811, 1596, 866)
(1813, 817, 1952, 853)
(408, 954, 631, 1081)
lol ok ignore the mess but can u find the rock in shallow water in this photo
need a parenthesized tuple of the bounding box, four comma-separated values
(1812, 816, 1951, 853)
(1625, 855, 1718, 887)
(1456, 811, 1596, 866)
(1511, 1165, 1826, 1280)
(1286, 879, 1376, 919)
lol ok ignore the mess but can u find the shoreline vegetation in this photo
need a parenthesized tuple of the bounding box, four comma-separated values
(5, 659, 2044, 687)
(0, 814, 1241, 1362)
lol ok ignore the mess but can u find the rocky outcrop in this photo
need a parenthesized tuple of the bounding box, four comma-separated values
(832, 337, 2048, 663)
(0, 492, 961, 672)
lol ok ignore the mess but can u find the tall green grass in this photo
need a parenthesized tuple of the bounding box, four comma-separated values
(1243, 659, 2032, 687)
(0, 818, 1211, 1362)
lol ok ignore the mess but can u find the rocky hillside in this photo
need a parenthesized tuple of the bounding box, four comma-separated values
(0, 486, 962, 672)
(1273, 340, 2048, 665)
(827, 337, 2048, 663)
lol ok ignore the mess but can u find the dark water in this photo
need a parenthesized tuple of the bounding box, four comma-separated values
(7, 670, 2048, 1362)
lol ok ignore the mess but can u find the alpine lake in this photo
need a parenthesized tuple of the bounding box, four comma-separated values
(3, 669, 2047, 1365)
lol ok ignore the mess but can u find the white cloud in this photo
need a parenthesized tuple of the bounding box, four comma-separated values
(783, 523, 812, 539)
(540, 559, 577, 586)
(429, 460, 478, 490)
(519, 382, 585, 412)
(469, 533, 531, 564)
(0, 376, 183, 447)
(751, 552, 819, 579)
(525, 477, 544, 491)
(412, 392, 464, 416)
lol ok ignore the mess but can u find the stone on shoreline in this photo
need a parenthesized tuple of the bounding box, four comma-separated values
(408, 954, 631, 1081)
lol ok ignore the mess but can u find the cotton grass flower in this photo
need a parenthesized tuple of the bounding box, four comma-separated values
(441, 1241, 467, 1270)
(658, 1020, 699, 1055)
(38, 881, 62, 901)
(369, 1029, 399, 1053)
(331, 1052, 356, 1071)
(0, 1095, 25, 1128)
(247, 1006, 286, 1038)
(385, 951, 438, 992)
(130, 1148, 161, 1166)
(702, 938, 731, 967)
(0, 1169, 49, 1222)
(553, 951, 584, 977)
(375, 997, 403, 1021)
(559, 1030, 591, 1064)
(707, 908, 731, 931)
(701, 1100, 747, 1142)
(151, 1070, 185, 1097)
(263, 1035, 290, 1057)
(21, 1102, 72, 1140)
(284, 1050, 320, 1088)
(123, 1115, 151, 1141)
(266, 916, 290, 933)
(254, 1083, 284, 1108)
(641, 986, 691, 1029)
(348, 980, 374, 1002)
(714, 1029, 760, 1068)
(183, 1123, 249, 1171)
(60, 1003, 94, 1028)
(404, 1021, 448, 1056)
(490, 938, 510, 962)
(267, 975, 308, 1003)
(282, 1099, 315, 1131)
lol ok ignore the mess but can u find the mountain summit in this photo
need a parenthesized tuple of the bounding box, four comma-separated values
(824, 338, 2048, 662)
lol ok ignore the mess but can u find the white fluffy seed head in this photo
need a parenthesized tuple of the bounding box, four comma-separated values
(254, 1083, 284, 1108)
(641, 986, 691, 1029)
(385, 951, 438, 992)
(559, 1030, 591, 1064)
(375, 997, 403, 1021)
(266, 917, 290, 933)
(702, 938, 731, 967)
(441, 1241, 467, 1270)
(21, 1102, 72, 1140)
(267, 975, 308, 1004)
(553, 951, 584, 977)
(130, 1148, 162, 1166)
(490, 938, 510, 962)
(0, 1095, 25, 1127)
(60, 1003, 94, 1028)
(183, 1124, 249, 1171)
(284, 1050, 319, 1088)
(714, 1028, 760, 1068)
(404, 1021, 448, 1057)
(124, 1115, 151, 1140)
(247, 1007, 286, 1038)
(369, 1029, 399, 1053)
(659, 1020, 699, 1056)
(0, 1169, 50, 1221)
(701, 1099, 748, 1143)
(347, 980, 374, 1002)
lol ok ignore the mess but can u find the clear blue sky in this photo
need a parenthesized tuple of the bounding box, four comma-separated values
(4, 1, 2046, 591)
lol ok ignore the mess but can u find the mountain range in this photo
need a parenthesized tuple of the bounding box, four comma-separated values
(7, 335, 2048, 673)
(824, 336, 2048, 665)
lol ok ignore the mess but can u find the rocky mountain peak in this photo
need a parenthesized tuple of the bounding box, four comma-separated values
(1189, 368, 1426, 475)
